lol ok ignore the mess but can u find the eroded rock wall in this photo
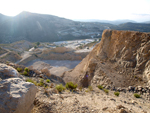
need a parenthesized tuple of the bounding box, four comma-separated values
(61, 30, 150, 87)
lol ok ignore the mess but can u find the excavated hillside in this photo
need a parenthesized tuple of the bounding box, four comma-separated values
(0, 51, 22, 63)
(61, 29, 150, 88)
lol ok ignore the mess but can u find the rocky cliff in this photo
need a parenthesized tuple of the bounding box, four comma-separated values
(61, 30, 150, 87)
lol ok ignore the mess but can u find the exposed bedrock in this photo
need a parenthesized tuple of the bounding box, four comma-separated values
(61, 30, 150, 87)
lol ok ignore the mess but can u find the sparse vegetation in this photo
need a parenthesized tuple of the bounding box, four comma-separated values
(88, 86, 93, 91)
(34, 46, 37, 48)
(104, 89, 109, 94)
(24, 67, 29, 72)
(22, 67, 30, 76)
(38, 79, 44, 86)
(55, 84, 65, 93)
(36, 42, 40, 46)
(16, 67, 23, 72)
(79, 86, 83, 91)
(65, 82, 78, 90)
(46, 79, 50, 83)
(85, 86, 93, 92)
(97, 85, 103, 90)
(114, 92, 120, 96)
(134, 93, 141, 98)
(26, 79, 37, 85)
(85, 89, 89, 92)
(22, 71, 28, 76)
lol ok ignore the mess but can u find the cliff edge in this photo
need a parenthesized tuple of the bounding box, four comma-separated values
(61, 30, 150, 87)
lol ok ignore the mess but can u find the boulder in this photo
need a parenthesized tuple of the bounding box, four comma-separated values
(0, 78, 37, 113)
(0, 63, 19, 79)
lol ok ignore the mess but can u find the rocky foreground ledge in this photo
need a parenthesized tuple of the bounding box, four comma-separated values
(0, 63, 37, 113)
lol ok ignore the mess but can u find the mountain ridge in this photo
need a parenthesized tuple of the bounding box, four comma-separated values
(73, 19, 137, 25)
(0, 11, 150, 43)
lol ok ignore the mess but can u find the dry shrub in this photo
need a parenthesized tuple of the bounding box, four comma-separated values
(41, 68, 51, 77)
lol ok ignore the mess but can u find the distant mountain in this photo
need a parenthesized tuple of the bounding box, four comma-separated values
(142, 21, 150, 24)
(0, 11, 150, 43)
(113, 22, 150, 32)
(0, 11, 110, 43)
(73, 19, 137, 25)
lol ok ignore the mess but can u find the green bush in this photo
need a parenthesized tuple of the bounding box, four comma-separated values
(26, 79, 37, 85)
(16, 67, 23, 72)
(46, 79, 50, 83)
(38, 79, 44, 86)
(55, 84, 65, 92)
(114, 92, 120, 96)
(22, 71, 28, 76)
(24, 67, 29, 72)
(104, 89, 109, 94)
(65, 82, 78, 90)
(97, 85, 103, 90)
(134, 93, 141, 98)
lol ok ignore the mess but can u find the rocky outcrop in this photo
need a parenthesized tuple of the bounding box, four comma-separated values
(61, 30, 150, 87)
(0, 63, 19, 79)
(0, 78, 37, 113)
(0, 63, 37, 113)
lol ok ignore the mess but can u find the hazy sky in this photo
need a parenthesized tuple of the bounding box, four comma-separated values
(0, 0, 150, 22)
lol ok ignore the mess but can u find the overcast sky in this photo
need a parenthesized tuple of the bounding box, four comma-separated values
(0, 0, 150, 22)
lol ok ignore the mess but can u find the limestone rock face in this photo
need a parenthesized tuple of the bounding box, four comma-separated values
(98, 30, 150, 74)
(61, 30, 150, 87)
(0, 63, 19, 79)
(0, 78, 37, 113)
